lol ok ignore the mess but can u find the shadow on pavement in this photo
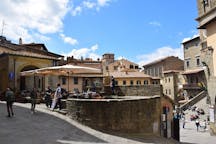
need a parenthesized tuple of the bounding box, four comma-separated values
(0, 103, 106, 144)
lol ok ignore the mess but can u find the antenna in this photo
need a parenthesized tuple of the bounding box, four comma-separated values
(1, 20, 5, 36)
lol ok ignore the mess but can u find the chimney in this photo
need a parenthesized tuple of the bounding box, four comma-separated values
(19, 37, 22, 45)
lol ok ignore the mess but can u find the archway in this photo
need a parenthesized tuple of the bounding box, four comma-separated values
(20, 65, 39, 91)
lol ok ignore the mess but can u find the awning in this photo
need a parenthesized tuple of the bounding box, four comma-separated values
(182, 68, 204, 75)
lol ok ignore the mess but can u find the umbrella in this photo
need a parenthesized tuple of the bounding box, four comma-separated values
(38, 64, 101, 75)
(20, 64, 102, 91)
(20, 64, 102, 76)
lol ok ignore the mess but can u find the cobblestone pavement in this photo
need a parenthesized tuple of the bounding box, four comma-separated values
(180, 109, 216, 144)
(0, 101, 180, 144)
(0, 101, 162, 144)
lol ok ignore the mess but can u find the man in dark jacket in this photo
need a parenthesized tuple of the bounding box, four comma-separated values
(5, 87, 15, 117)
(30, 88, 37, 114)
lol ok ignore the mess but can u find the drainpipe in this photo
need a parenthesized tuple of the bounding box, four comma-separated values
(13, 58, 16, 91)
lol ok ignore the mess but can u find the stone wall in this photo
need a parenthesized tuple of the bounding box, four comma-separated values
(104, 85, 162, 96)
(66, 96, 161, 135)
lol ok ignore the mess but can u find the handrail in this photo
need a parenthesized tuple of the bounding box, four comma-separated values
(180, 90, 207, 111)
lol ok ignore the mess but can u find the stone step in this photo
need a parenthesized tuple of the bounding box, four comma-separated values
(58, 109, 68, 115)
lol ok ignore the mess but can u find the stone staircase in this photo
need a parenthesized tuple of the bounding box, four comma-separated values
(180, 90, 207, 111)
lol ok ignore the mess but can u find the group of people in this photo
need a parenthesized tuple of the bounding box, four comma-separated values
(181, 111, 207, 132)
(4, 83, 63, 117)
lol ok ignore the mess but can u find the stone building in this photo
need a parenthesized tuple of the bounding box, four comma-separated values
(102, 53, 140, 75)
(162, 70, 184, 103)
(109, 71, 159, 87)
(143, 56, 184, 78)
(0, 36, 63, 92)
(196, 0, 216, 134)
(61, 56, 102, 69)
(143, 56, 184, 102)
(181, 36, 207, 99)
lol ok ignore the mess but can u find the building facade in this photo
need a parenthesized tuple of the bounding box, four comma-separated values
(102, 53, 140, 75)
(182, 36, 207, 99)
(162, 70, 184, 103)
(196, 0, 216, 134)
(109, 71, 158, 87)
(143, 56, 184, 102)
(143, 56, 184, 78)
(0, 36, 63, 93)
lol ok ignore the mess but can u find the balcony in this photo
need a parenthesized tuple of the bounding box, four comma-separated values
(183, 83, 203, 90)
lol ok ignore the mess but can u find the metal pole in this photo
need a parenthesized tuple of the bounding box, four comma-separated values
(67, 72, 69, 92)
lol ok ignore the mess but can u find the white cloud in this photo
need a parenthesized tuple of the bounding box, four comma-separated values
(60, 34, 78, 45)
(149, 21, 161, 27)
(0, 0, 69, 42)
(83, 1, 96, 9)
(62, 44, 101, 60)
(0, 0, 113, 43)
(136, 46, 183, 66)
(71, 0, 112, 16)
(97, 0, 111, 7)
(71, 6, 82, 16)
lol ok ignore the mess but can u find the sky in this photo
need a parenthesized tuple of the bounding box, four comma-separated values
(0, 0, 198, 66)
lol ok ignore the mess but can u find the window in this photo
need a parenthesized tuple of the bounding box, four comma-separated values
(38, 78, 41, 88)
(149, 69, 152, 75)
(130, 65, 134, 69)
(62, 77, 66, 85)
(196, 58, 200, 66)
(74, 77, 78, 85)
(144, 80, 148, 85)
(165, 89, 167, 94)
(152, 68, 155, 77)
(115, 80, 118, 86)
(186, 61, 190, 68)
(137, 80, 141, 85)
(159, 67, 162, 77)
(169, 89, 171, 95)
(106, 66, 109, 70)
(168, 78, 170, 83)
(135, 66, 139, 69)
(114, 66, 118, 70)
(130, 80, 134, 85)
(123, 80, 126, 85)
(196, 77, 199, 83)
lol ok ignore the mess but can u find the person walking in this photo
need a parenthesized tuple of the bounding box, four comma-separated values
(44, 86, 52, 108)
(51, 83, 62, 111)
(182, 116, 186, 129)
(5, 87, 15, 117)
(110, 76, 115, 95)
(30, 88, 37, 114)
(195, 119, 200, 131)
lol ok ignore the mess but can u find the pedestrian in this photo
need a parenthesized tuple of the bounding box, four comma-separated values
(195, 119, 200, 131)
(44, 86, 52, 108)
(5, 87, 15, 117)
(110, 76, 115, 95)
(182, 117, 186, 128)
(51, 83, 62, 111)
(30, 88, 37, 114)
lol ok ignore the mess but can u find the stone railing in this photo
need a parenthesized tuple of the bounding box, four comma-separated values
(180, 90, 207, 111)
(104, 84, 162, 96)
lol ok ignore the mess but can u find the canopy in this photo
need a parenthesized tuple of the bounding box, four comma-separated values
(20, 64, 102, 76)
